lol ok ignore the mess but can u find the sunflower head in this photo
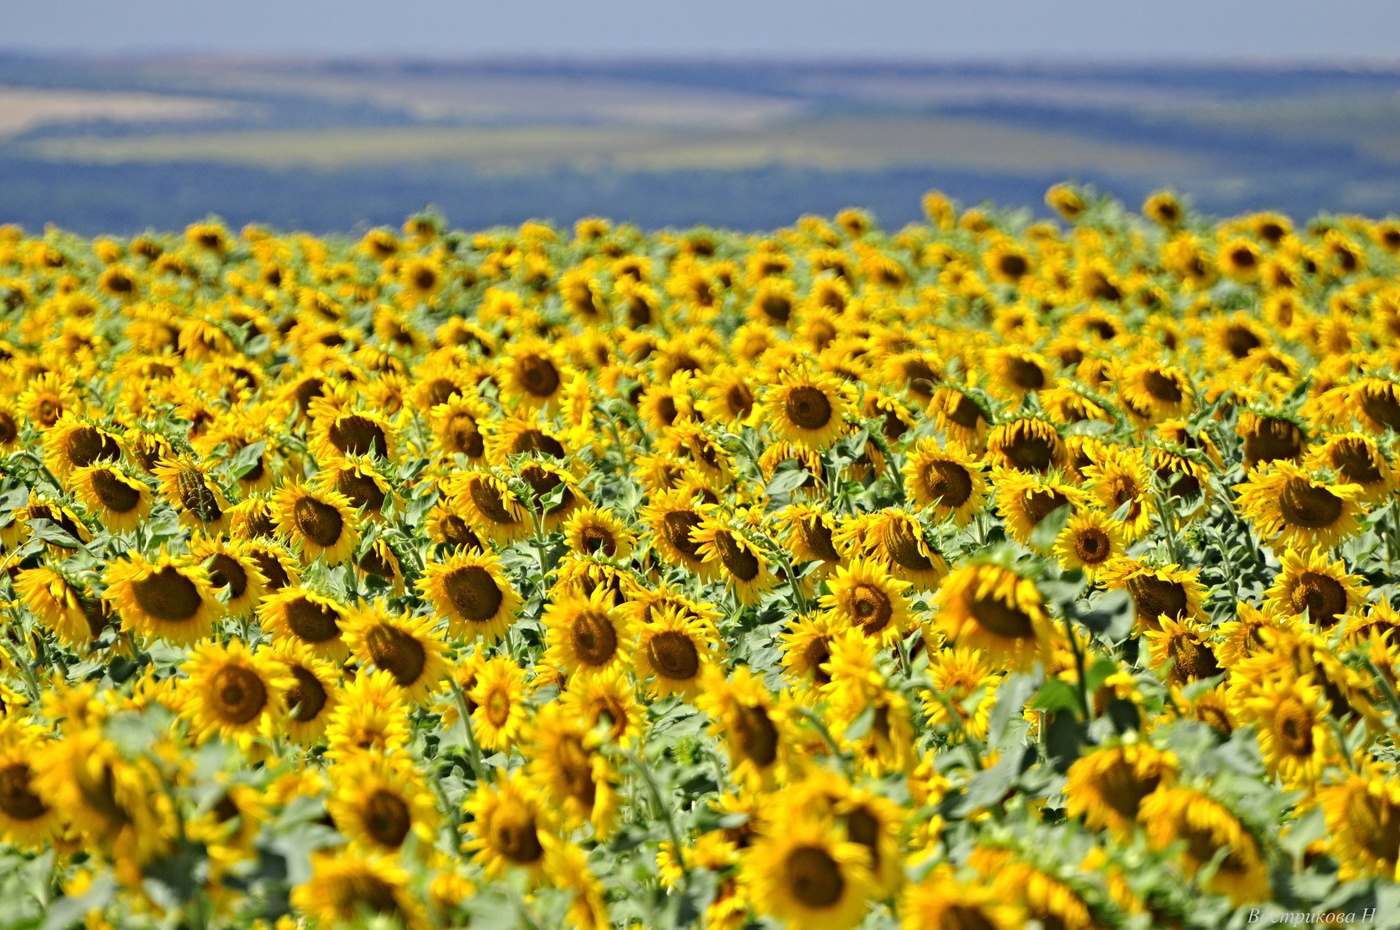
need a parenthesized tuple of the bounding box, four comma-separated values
(931, 563, 1055, 670)
(764, 369, 853, 451)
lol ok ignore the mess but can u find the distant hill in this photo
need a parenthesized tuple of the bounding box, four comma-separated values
(2, 54, 1399, 232)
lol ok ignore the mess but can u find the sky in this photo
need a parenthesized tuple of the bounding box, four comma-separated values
(7, 0, 1400, 60)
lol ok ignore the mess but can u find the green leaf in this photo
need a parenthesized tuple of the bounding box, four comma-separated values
(766, 467, 812, 496)
(25, 518, 82, 550)
(1084, 656, 1119, 693)
(989, 673, 1036, 746)
(228, 439, 267, 479)
(1029, 503, 1074, 551)
(844, 704, 877, 741)
(40, 875, 115, 930)
(1031, 678, 1082, 715)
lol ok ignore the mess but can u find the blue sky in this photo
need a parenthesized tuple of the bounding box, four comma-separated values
(7, 0, 1400, 59)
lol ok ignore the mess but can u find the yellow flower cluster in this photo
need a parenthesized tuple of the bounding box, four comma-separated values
(0, 187, 1399, 929)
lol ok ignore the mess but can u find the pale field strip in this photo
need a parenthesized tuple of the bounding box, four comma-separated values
(20, 115, 1196, 175)
(0, 86, 240, 139)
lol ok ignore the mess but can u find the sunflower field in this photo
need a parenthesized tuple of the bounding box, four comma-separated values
(1, 185, 1400, 930)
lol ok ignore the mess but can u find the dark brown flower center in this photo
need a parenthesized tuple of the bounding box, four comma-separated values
(1275, 697, 1315, 758)
(849, 582, 894, 635)
(1127, 575, 1188, 628)
(570, 610, 618, 667)
(1290, 571, 1348, 626)
(293, 495, 345, 547)
(1279, 478, 1344, 529)
(1023, 489, 1071, 527)
(715, 531, 761, 582)
(91, 468, 141, 513)
(1167, 634, 1222, 685)
(785, 386, 833, 431)
(132, 566, 203, 623)
(364, 789, 412, 848)
(211, 664, 268, 725)
(336, 469, 386, 513)
(444, 565, 505, 623)
(518, 355, 561, 398)
(447, 412, 485, 458)
(1097, 755, 1161, 820)
(205, 553, 249, 600)
(784, 846, 844, 908)
(968, 592, 1037, 639)
(883, 518, 934, 571)
(1346, 789, 1400, 864)
(924, 460, 973, 508)
(64, 426, 121, 469)
(1074, 528, 1112, 564)
(286, 665, 328, 722)
(647, 630, 700, 680)
(735, 704, 779, 767)
(177, 468, 224, 524)
(468, 479, 519, 525)
(0, 762, 48, 821)
(328, 415, 388, 459)
(491, 804, 545, 864)
(1242, 418, 1304, 467)
(365, 624, 427, 687)
(1005, 356, 1045, 391)
(284, 595, 342, 643)
(1001, 423, 1058, 473)
(662, 510, 706, 562)
(1330, 438, 1384, 486)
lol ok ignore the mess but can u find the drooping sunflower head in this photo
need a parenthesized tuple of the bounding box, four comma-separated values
(343, 602, 448, 705)
(420, 548, 520, 644)
(640, 488, 713, 575)
(1233, 459, 1365, 551)
(42, 415, 122, 480)
(1307, 431, 1397, 502)
(930, 385, 992, 448)
(311, 407, 397, 465)
(104, 548, 224, 644)
(448, 469, 531, 546)
(461, 771, 555, 885)
(985, 416, 1064, 474)
(1350, 376, 1400, 434)
(932, 563, 1055, 670)
(1139, 788, 1271, 906)
(1237, 409, 1308, 470)
(692, 518, 775, 606)
(992, 467, 1084, 548)
(1100, 558, 1206, 632)
(1316, 767, 1400, 881)
(188, 535, 269, 620)
(153, 455, 231, 534)
(71, 463, 152, 534)
(13, 566, 109, 649)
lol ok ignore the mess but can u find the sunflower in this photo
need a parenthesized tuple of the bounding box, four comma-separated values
(468, 655, 530, 752)
(1100, 558, 1206, 631)
(448, 469, 532, 545)
(1234, 460, 1365, 551)
(1264, 546, 1367, 630)
(1045, 183, 1086, 220)
(777, 502, 843, 568)
(1349, 376, 1400, 433)
(327, 753, 439, 855)
(426, 501, 487, 553)
(430, 393, 491, 464)
(1316, 767, 1400, 881)
(931, 563, 1055, 670)
(741, 812, 875, 930)
(104, 548, 223, 644)
(636, 372, 696, 434)
(30, 727, 171, 865)
(19, 371, 78, 430)
(316, 456, 393, 520)
(929, 385, 991, 448)
(763, 368, 853, 451)
(274, 645, 341, 746)
(544, 591, 632, 681)
(1241, 674, 1337, 788)
(633, 605, 722, 699)
(641, 488, 713, 576)
(0, 720, 61, 850)
(188, 535, 268, 620)
(70, 463, 152, 533)
(344, 602, 449, 704)
(1307, 431, 1397, 503)
(901, 438, 987, 526)
(228, 495, 277, 540)
(1143, 190, 1185, 226)
(272, 481, 361, 566)
(310, 407, 397, 465)
(820, 558, 913, 648)
(324, 669, 412, 762)
(516, 460, 584, 530)
(559, 666, 645, 747)
(42, 415, 122, 479)
(699, 365, 760, 427)
(1138, 788, 1271, 906)
(357, 537, 406, 594)
(552, 840, 611, 930)
(1237, 410, 1307, 469)
(1053, 511, 1125, 581)
(461, 770, 556, 885)
(839, 509, 949, 590)
(259, 586, 349, 661)
(153, 455, 231, 534)
(291, 850, 427, 930)
(488, 413, 571, 465)
(899, 864, 1024, 930)
(420, 549, 520, 644)
(525, 701, 620, 838)
(563, 505, 634, 561)
(497, 338, 570, 411)
(692, 519, 776, 605)
(697, 664, 796, 789)
(985, 416, 1064, 474)
(13, 566, 107, 648)
(1081, 445, 1155, 541)
(1063, 741, 1177, 837)
(992, 468, 1084, 547)
(178, 639, 291, 750)
(1117, 360, 1193, 424)
(1143, 616, 1223, 688)
(921, 646, 998, 741)
(779, 612, 842, 698)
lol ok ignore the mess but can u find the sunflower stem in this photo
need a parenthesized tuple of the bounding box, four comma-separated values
(449, 679, 490, 785)
(625, 747, 689, 890)
(794, 706, 853, 776)
(1365, 657, 1400, 725)
(1062, 614, 1093, 722)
